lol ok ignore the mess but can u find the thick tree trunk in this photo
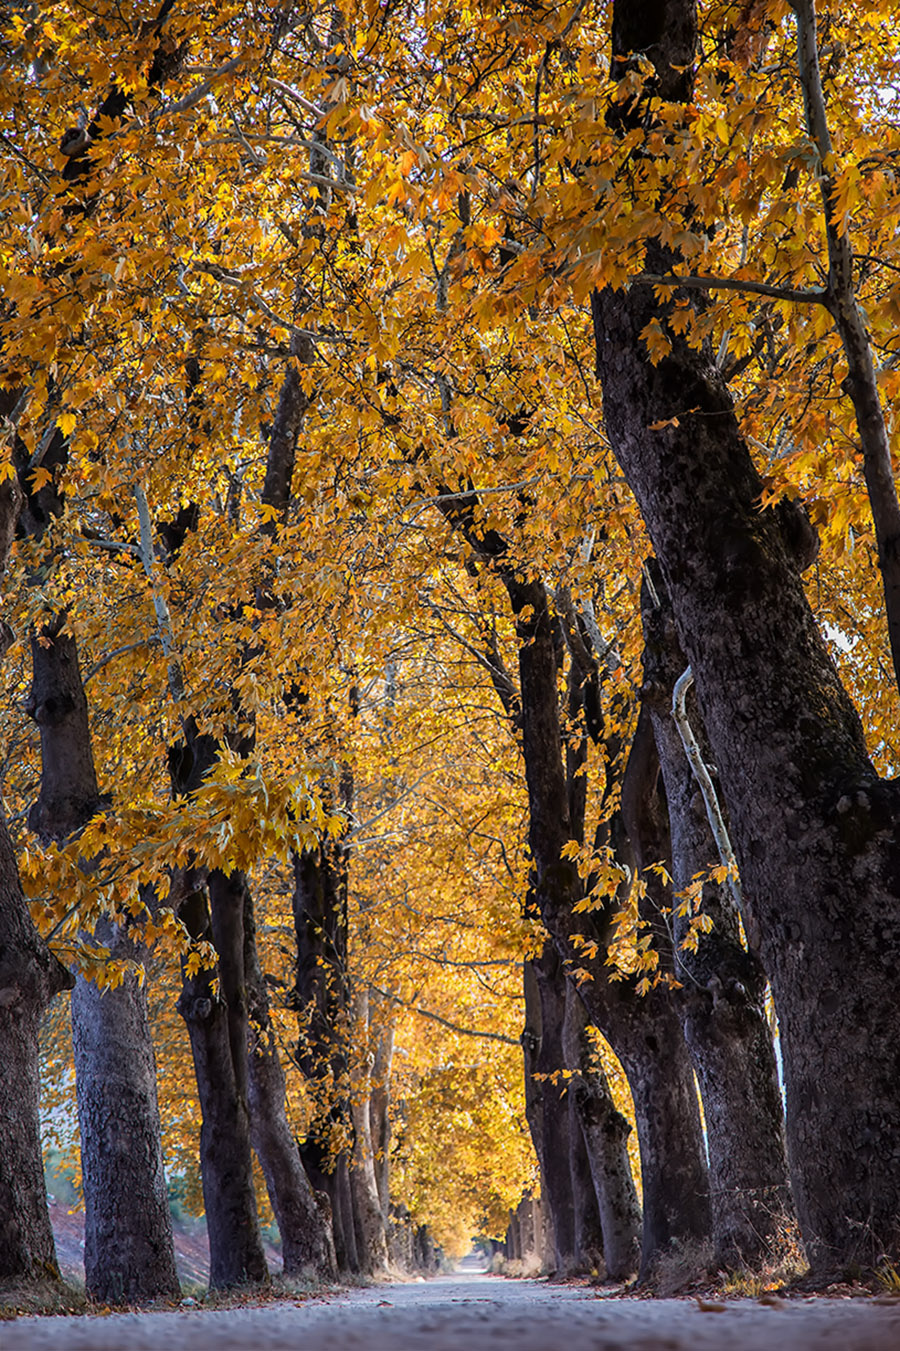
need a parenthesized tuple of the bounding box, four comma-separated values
(0, 811, 72, 1286)
(27, 621, 178, 1303)
(562, 983, 641, 1280)
(71, 925, 179, 1303)
(177, 874, 268, 1289)
(593, 1, 900, 1271)
(640, 567, 793, 1267)
(593, 5, 900, 1272)
(243, 885, 335, 1279)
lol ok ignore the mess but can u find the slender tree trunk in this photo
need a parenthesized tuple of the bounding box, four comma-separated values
(292, 841, 359, 1272)
(27, 621, 178, 1303)
(562, 983, 642, 1280)
(176, 873, 268, 1289)
(369, 1001, 394, 1220)
(640, 565, 793, 1267)
(348, 987, 389, 1273)
(243, 885, 335, 1278)
(533, 944, 577, 1274)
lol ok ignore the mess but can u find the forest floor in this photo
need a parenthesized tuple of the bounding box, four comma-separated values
(4, 1267, 900, 1349)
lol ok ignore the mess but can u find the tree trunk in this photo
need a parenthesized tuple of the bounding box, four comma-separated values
(177, 874, 268, 1289)
(243, 884, 335, 1279)
(640, 565, 793, 1267)
(533, 944, 578, 1274)
(369, 1002, 394, 1220)
(71, 926, 179, 1303)
(0, 811, 72, 1287)
(292, 841, 359, 1272)
(27, 620, 178, 1303)
(562, 982, 642, 1280)
(349, 987, 390, 1273)
(568, 1091, 606, 1275)
(592, 0, 900, 1273)
(506, 575, 710, 1278)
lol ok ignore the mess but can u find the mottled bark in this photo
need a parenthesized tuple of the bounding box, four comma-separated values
(243, 886, 335, 1278)
(595, 0, 900, 1274)
(71, 927, 179, 1303)
(369, 1004, 394, 1220)
(27, 620, 178, 1303)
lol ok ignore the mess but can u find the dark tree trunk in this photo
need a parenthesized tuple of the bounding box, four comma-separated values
(27, 620, 179, 1303)
(533, 943, 578, 1274)
(593, 0, 900, 1275)
(176, 872, 268, 1289)
(292, 840, 359, 1272)
(590, 1, 900, 1276)
(568, 1091, 606, 1275)
(0, 810, 72, 1286)
(640, 565, 793, 1267)
(243, 884, 336, 1278)
(562, 982, 642, 1280)
(506, 575, 710, 1278)
(169, 723, 269, 1288)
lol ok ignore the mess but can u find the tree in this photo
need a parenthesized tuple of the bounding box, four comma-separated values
(591, 0, 900, 1272)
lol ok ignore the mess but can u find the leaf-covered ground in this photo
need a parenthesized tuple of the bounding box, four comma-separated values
(4, 1271, 900, 1350)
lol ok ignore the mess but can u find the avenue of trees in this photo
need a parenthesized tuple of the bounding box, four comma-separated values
(2, 0, 900, 1302)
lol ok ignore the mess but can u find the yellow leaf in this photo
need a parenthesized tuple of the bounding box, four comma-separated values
(58, 412, 77, 437)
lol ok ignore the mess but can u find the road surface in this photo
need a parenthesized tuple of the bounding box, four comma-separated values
(4, 1269, 900, 1349)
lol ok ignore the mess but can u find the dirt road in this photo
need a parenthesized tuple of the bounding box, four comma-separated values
(4, 1270, 900, 1349)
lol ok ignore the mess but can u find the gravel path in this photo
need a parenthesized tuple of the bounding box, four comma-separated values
(4, 1270, 900, 1349)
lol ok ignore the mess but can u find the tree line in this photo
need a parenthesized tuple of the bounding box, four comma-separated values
(2, 0, 900, 1303)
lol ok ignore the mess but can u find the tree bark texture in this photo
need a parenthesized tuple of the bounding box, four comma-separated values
(0, 811, 72, 1285)
(176, 874, 268, 1289)
(243, 884, 336, 1278)
(369, 1001, 394, 1220)
(594, 0, 900, 1273)
(349, 987, 390, 1273)
(71, 928, 179, 1303)
(27, 621, 178, 1302)
(640, 566, 793, 1267)
(292, 841, 359, 1272)
(562, 981, 642, 1280)
(533, 943, 578, 1274)
(505, 574, 710, 1277)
